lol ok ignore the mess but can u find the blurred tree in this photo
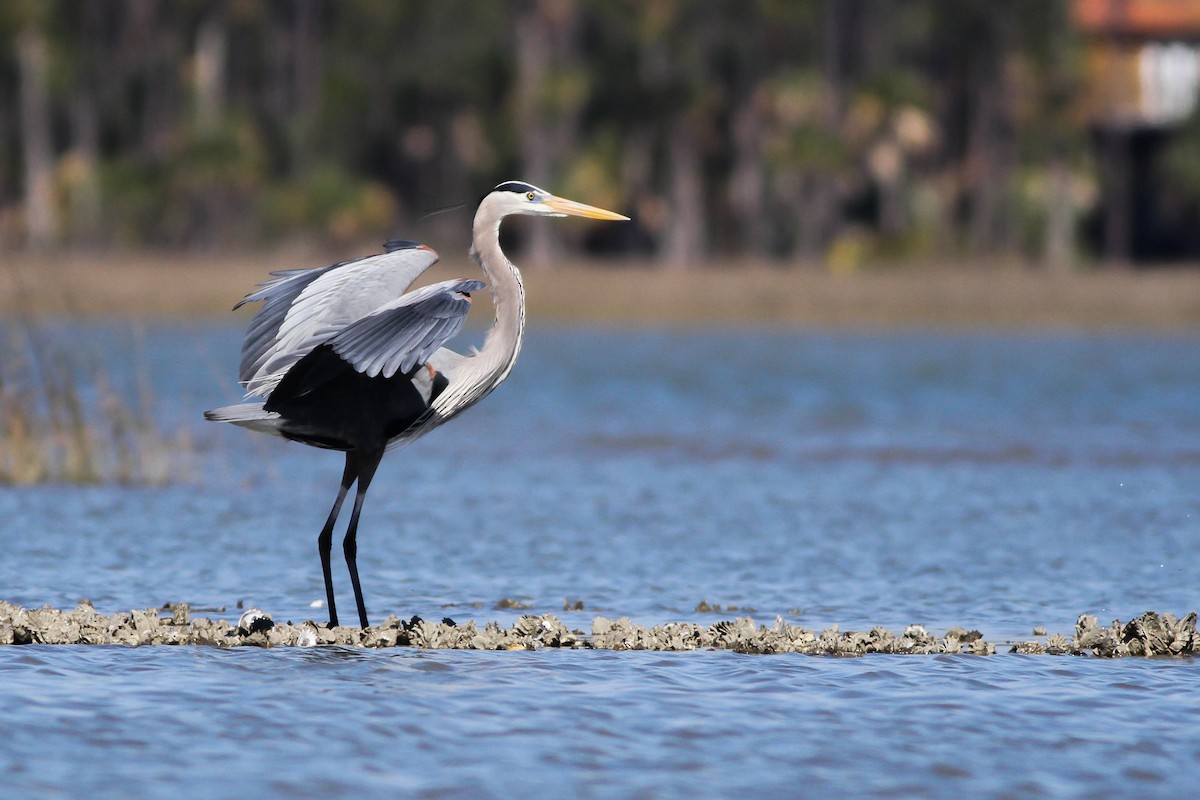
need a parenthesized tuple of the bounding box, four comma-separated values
(17, 15, 55, 248)
(513, 0, 585, 268)
(54, 0, 106, 246)
(2, 0, 1193, 268)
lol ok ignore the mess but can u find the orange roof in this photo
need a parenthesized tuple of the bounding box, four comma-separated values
(1074, 0, 1200, 36)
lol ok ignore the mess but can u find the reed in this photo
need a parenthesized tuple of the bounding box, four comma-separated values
(0, 319, 192, 486)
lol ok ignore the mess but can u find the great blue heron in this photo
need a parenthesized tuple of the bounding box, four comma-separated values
(205, 181, 628, 628)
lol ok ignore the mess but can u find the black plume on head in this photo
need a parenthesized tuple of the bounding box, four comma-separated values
(493, 180, 539, 195)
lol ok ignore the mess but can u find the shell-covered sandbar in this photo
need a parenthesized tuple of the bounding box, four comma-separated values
(1, 601, 1195, 657)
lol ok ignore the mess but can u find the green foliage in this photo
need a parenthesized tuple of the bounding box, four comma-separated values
(261, 163, 398, 245)
(97, 159, 171, 246)
(97, 119, 268, 246)
(559, 127, 627, 213)
(1159, 123, 1200, 201)
(1154, 119, 1200, 235)
(0, 1, 1163, 265)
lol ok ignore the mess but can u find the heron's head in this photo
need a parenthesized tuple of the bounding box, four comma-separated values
(485, 181, 629, 221)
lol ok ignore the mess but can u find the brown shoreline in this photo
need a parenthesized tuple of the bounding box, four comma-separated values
(3, 250, 1200, 328)
(2, 601, 1195, 656)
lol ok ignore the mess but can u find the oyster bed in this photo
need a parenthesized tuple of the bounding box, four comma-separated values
(1, 601, 1195, 657)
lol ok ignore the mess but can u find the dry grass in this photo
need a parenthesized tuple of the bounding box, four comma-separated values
(526, 260, 1200, 329)
(4, 249, 1200, 329)
(0, 250, 289, 318)
(0, 315, 192, 485)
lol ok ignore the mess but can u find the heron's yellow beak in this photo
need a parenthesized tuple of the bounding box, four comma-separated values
(543, 195, 630, 221)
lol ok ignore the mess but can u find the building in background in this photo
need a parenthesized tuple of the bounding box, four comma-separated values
(1075, 0, 1200, 261)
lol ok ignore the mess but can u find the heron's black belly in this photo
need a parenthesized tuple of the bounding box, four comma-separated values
(264, 344, 447, 451)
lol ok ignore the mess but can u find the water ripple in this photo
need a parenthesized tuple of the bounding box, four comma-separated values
(3, 327, 1200, 797)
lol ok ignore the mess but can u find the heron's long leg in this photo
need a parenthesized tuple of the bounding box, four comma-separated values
(319, 452, 358, 628)
(343, 447, 383, 629)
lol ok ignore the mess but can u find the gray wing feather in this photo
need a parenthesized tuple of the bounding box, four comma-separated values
(329, 279, 484, 378)
(236, 243, 440, 394)
(237, 266, 336, 382)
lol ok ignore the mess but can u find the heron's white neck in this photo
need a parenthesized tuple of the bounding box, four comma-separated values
(471, 209, 525, 384)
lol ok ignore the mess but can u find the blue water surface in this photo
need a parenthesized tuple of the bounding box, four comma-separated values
(1, 323, 1198, 798)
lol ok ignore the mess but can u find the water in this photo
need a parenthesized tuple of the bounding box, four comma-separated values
(2, 324, 1199, 798)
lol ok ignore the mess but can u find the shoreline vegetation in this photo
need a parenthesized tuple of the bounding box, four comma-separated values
(1, 601, 1195, 656)
(0, 310, 192, 485)
(2, 250, 1197, 485)
(3, 250, 1200, 328)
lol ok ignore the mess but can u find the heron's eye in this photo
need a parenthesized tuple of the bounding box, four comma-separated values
(526, 192, 536, 201)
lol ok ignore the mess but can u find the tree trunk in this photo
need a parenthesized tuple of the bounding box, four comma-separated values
(822, 0, 847, 131)
(511, 0, 584, 268)
(664, 116, 706, 270)
(293, 1, 322, 113)
(194, 16, 228, 135)
(964, 6, 1017, 262)
(730, 90, 771, 257)
(966, 82, 998, 257)
(1043, 154, 1074, 272)
(17, 27, 57, 249)
(123, 0, 178, 165)
(266, 0, 322, 173)
(68, 93, 102, 246)
(1100, 128, 1132, 266)
(514, 1, 556, 268)
(795, 172, 839, 266)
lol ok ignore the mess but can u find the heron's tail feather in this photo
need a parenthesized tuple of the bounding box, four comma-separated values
(204, 402, 284, 435)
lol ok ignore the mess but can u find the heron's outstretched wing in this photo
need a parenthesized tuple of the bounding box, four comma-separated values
(237, 241, 440, 396)
(329, 278, 484, 379)
(263, 278, 482, 409)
